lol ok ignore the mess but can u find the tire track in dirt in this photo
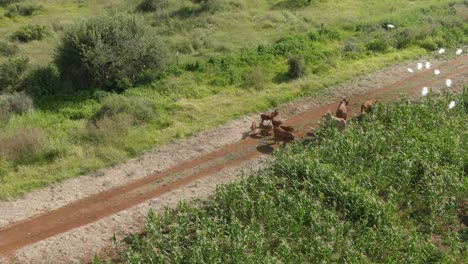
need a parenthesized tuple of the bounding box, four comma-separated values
(0, 55, 466, 256)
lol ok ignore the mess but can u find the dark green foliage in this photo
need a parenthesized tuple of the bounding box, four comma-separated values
(0, 41, 19, 56)
(22, 64, 61, 97)
(288, 56, 306, 79)
(5, 3, 43, 17)
(11, 24, 48, 42)
(54, 13, 168, 91)
(136, 0, 168, 12)
(0, 57, 29, 92)
(0, 0, 21, 6)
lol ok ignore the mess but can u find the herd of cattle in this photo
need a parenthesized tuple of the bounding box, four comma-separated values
(250, 98, 378, 145)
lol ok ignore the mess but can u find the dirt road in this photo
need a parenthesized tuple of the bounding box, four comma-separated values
(0, 54, 466, 263)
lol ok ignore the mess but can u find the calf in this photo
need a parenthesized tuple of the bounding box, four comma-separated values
(260, 109, 279, 124)
(272, 119, 294, 132)
(273, 126, 295, 146)
(361, 99, 378, 114)
(336, 99, 350, 120)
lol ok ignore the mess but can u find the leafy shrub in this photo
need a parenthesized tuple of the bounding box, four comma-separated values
(11, 24, 48, 42)
(0, 93, 34, 122)
(287, 56, 306, 79)
(0, 41, 19, 56)
(85, 113, 134, 145)
(244, 66, 267, 90)
(0, 0, 21, 6)
(22, 64, 61, 96)
(137, 0, 168, 12)
(0, 57, 29, 92)
(54, 13, 168, 91)
(365, 36, 391, 53)
(5, 3, 43, 17)
(92, 95, 156, 125)
(7, 92, 34, 114)
(0, 127, 45, 164)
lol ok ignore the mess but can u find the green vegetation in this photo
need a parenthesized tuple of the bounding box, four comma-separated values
(104, 92, 467, 263)
(11, 24, 48, 42)
(0, 0, 466, 199)
(54, 13, 168, 91)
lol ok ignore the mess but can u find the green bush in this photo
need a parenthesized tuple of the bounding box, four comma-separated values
(0, 57, 29, 92)
(22, 64, 61, 96)
(0, 0, 21, 6)
(5, 3, 42, 17)
(11, 24, 48, 42)
(7, 92, 34, 114)
(137, 0, 168, 12)
(287, 56, 306, 79)
(54, 13, 168, 91)
(0, 127, 45, 164)
(0, 93, 34, 121)
(0, 41, 19, 56)
(244, 66, 267, 90)
(84, 113, 134, 145)
(92, 95, 156, 125)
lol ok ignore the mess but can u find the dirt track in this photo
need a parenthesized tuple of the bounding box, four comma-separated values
(0, 54, 467, 263)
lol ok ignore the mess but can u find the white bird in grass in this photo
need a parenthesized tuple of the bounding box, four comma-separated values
(387, 24, 395, 29)
(456, 49, 463, 55)
(446, 79, 452, 87)
(448, 101, 455, 109)
(425, 62, 431, 69)
(417, 63, 423, 70)
(434, 69, 441, 75)
(438, 48, 445, 54)
(421, 87, 429, 96)
(407, 68, 414, 73)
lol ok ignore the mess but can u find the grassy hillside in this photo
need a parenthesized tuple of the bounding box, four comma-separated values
(103, 91, 467, 263)
(0, 0, 467, 199)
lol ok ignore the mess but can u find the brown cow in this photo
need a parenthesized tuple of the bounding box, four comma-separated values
(272, 119, 294, 132)
(273, 126, 295, 146)
(272, 119, 295, 145)
(260, 109, 279, 124)
(361, 99, 378, 114)
(259, 122, 272, 136)
(336, 99, 350, 120)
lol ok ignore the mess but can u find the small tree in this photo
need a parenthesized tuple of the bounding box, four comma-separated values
(54, 13, 168, 91)
(288, 56, 306, 79)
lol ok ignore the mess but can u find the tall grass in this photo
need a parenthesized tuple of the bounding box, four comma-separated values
(106, 92, 467, 263)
